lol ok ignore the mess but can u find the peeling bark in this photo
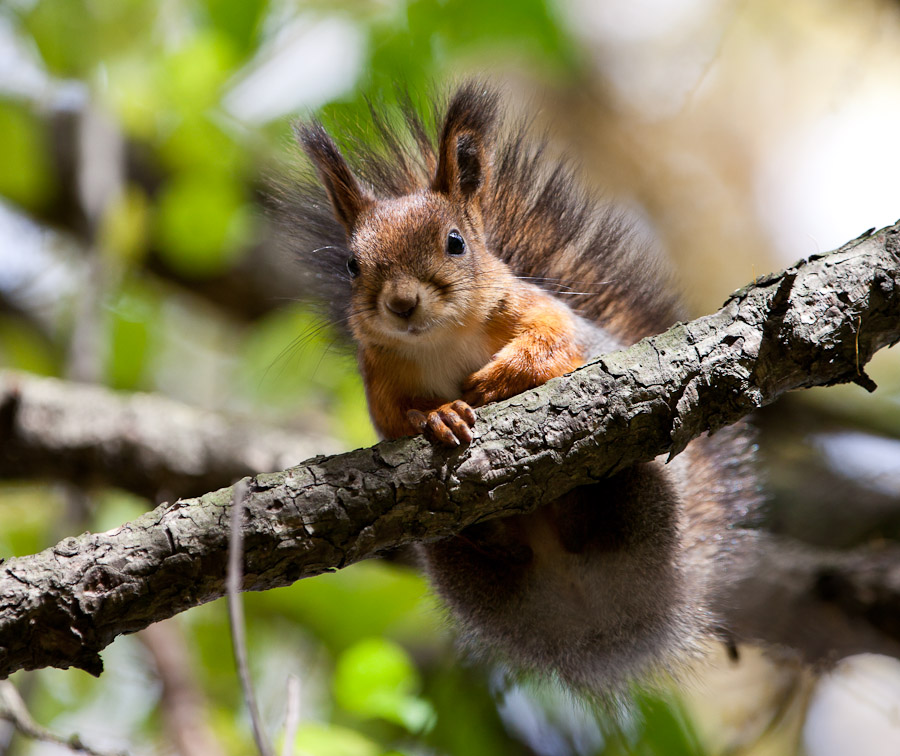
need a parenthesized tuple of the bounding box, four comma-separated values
(0, 222, 898, 679)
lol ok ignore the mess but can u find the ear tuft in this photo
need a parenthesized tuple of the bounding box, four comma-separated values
(296, 121, 373, 234)
(433, 83, 499, 199)
(456, 133, 483, 196)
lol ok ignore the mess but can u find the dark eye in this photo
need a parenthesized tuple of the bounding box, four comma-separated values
(346, 256, 360, 278)
(446, 230, 466, 256)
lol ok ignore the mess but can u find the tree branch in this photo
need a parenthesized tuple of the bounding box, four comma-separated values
(731, 536, 900, 663)
(0, 372, 342, 500)
(1, 222, 898, 679)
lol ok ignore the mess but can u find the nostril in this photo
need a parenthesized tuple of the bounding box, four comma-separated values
(386, 295, 418, 319)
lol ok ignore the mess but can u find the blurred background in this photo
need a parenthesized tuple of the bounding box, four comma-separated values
(1, 0, 900, 754)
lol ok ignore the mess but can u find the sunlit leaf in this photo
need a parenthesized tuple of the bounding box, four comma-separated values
(153, 170, 252, 276)
(333, 638, 436, 733)
(91, 489, 150, 533)
(291, 722, 381, 756)
(0, 484, 65, 559)
(249, 560, 440, 654)
(0, 316, 58, 375)
(104, 277, 161, 390)
(0, 99, 55, 210)
(234, 304, 374, 445)
(103, 57, 166, 140)
(201, 0, 268, 57)
(161, 30, 237, 113)
(158, 115, 246, 175)
(22, 0, 156, 77)
(100, 184, 150, 266)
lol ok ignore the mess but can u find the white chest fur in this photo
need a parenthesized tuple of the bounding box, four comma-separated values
(403, 327, 495, 400)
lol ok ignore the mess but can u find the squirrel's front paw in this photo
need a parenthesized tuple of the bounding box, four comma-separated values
(407, 401, 476, 447)
(462, 363, 527, 407)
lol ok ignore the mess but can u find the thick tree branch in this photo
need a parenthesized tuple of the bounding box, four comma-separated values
(1, 222, 898, 679)
(0, 373, 342, 500)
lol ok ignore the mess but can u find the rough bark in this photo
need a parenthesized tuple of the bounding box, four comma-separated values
(0, 222, 898, 679)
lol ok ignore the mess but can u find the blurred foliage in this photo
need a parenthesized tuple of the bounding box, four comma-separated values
(0, 98, 56, 209)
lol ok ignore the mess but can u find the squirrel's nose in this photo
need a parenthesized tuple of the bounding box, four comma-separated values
(385, 293, 419, 319)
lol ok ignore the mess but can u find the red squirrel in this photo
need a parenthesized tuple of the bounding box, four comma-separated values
(279, 82, 759, 693)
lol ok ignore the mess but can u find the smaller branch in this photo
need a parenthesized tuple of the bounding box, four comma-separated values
(228, 482, 274, 756)
(729, 537, 900, 664)
(281, 676, 301, 756)
(0, 371, 343, 500)
(0, 681, 127, 756)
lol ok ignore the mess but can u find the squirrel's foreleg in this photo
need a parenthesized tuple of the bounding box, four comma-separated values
(462, 292, 585, 406)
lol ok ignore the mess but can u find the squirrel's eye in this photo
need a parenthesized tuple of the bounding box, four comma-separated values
(346, 256, 361, 278)
(446, 230, 466, 256)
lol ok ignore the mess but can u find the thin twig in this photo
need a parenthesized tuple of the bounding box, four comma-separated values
(228, 480, 275, 756)
(0, 681, 128, 756)
(281, 675, 302, 756)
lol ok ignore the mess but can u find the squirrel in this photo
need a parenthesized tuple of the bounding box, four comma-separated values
(278, 82, 760, 693)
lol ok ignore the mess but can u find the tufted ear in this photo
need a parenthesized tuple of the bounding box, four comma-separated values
(432, 83, 499, 201)
(297, 122, 374, 234)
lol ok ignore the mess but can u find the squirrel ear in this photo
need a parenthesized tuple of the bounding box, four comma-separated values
(297, 122, 373, 234)
(433, 84, 498, 200)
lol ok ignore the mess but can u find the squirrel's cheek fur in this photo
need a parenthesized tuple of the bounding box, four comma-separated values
(285, 81, 761, 695)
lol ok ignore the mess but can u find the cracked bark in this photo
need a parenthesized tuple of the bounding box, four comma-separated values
(1, 222, 899, 680)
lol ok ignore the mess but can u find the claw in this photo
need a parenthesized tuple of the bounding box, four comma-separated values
(439, 408, 473, 444)
(408, 400, 477, 447)
(450, 400, 477, 426)
(426, 412, 459, 446)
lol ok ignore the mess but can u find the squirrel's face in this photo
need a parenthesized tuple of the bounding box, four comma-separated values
(299, 102, 502, 352)
(346, 192, 503, 349)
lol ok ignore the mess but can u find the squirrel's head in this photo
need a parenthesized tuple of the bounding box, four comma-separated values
(298, 86, 508, 350)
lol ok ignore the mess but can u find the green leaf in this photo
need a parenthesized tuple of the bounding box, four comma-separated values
(249, 560, 439, 654)
(0, 484, 65, 559)
(333, 638, 436, 733)
(103, 56, 165, 140)
(0, 99, 55, 210)
(104, 277, 160, 390)
(234, 304, 376, 447)
(153, 170, 252, 277)
(201, 0, 269, 57)
(100, 184, 150, 266)
(161, 30, 237, 113)
(634, 690, 706, 756)
(0, 316, 58, 375)
(291, 722, 381, 756)
(91, 489, 150, 533)
(601, 690, 707, 756)
(22, 0, 155, 77)
(158, 115, 245, 175)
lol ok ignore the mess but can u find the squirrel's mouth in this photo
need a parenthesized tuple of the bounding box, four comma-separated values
(380, 315, 442, 341)
(393, 320, 431, 337)
(381, 309, 436, 336)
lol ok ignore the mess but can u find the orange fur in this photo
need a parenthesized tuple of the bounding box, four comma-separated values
(463, 289, 585, 406)
(359, 282, 583, 444)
